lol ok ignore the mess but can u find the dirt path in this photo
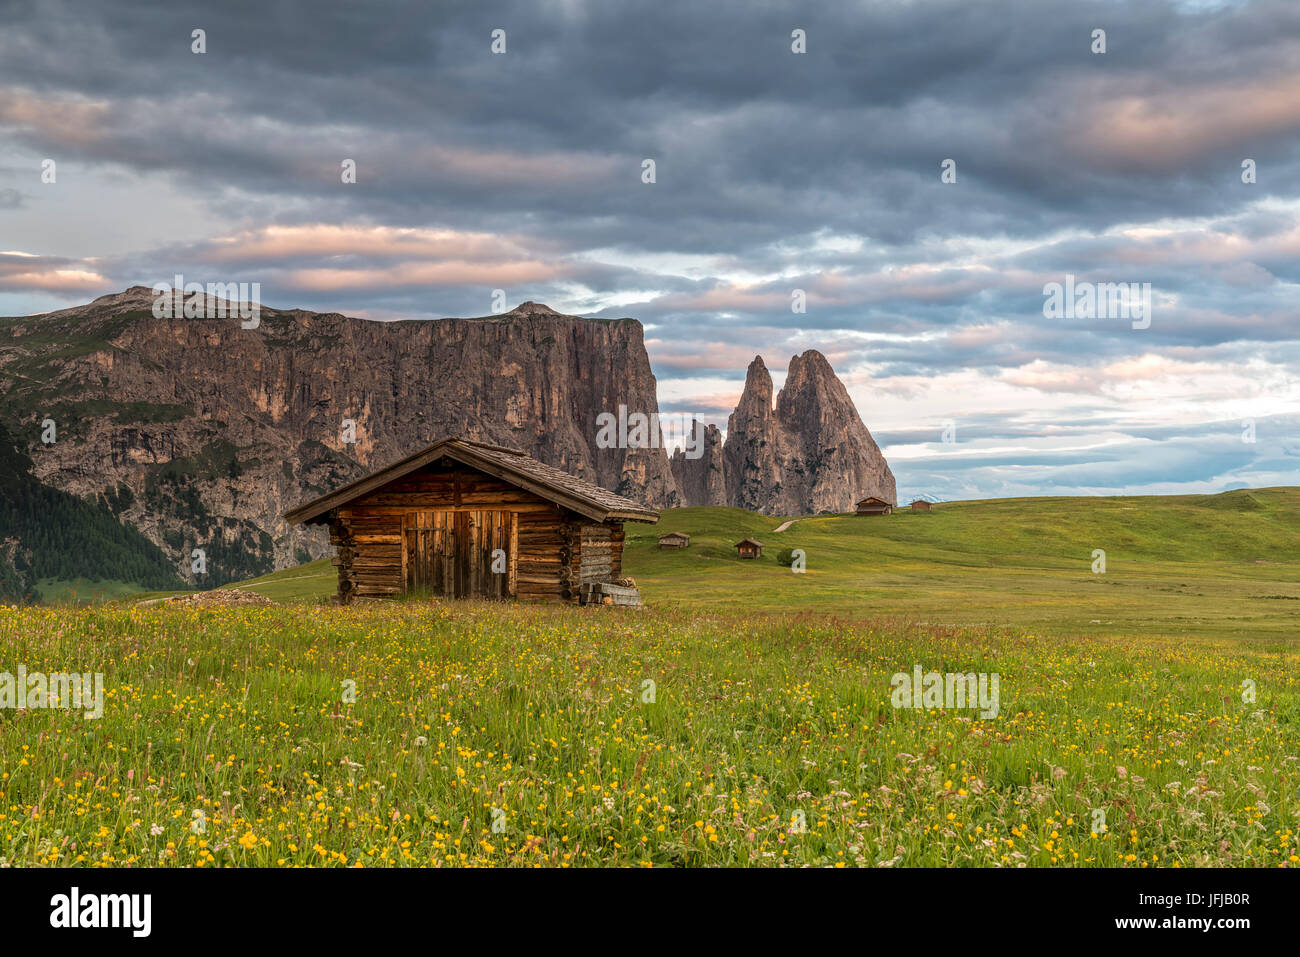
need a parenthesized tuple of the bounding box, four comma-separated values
(771, 519, 798, 533)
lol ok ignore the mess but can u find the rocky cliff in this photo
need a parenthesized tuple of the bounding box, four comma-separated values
(673, 351, 896, 515)
(0, 288, 894, 584)
(0, 289, 678, 584)
(670, 420, 728, 507)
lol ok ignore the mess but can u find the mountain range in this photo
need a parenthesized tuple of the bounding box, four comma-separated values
(0, 288, 894, 587)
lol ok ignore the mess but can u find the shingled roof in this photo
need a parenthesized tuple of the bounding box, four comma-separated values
(284, 437, 660, 526)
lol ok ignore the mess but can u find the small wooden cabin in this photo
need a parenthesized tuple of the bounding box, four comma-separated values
(658, 532, 690, 549)
(735, 538, 764, 559)
(855, 496, 894, 516)
(284, 437, 659, 604)
(910, 499, 932, 512)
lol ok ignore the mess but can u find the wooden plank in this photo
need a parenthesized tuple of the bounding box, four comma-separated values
(339, 504, 557, 516)
(507, 513, 518, 598)
(360, 491, 542, 507)
(336, 491, 627, 605)
(516, 551, 562, 563)
(400, 513, 409, 590)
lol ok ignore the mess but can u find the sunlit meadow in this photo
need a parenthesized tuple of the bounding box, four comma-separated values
(1, 601, 1296, 867)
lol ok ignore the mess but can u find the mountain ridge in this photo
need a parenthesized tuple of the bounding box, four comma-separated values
(0, 288, 894, 584)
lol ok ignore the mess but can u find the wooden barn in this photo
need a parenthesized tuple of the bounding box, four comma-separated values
(658, 532, 690, 549)
(910, 499, 932, 512)
(735, 538, 764, 559)
(284, 437, 659, 604)
(855, 496, 894, 516)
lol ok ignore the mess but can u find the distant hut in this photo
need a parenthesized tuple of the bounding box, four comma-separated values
(735, 538, 764, 559)
(284, 437, 659, 604)
(910, 499, 932, 512)
(855, 496, 894, 516)
(658, 532, 691, 549)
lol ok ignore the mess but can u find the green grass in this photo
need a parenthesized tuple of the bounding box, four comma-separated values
(125, 558, 335, 605)
(5, 488, 1296, 868)
(155, 488, 1300, 643)
(0, 602, 1295, 867)
(33, 578, 148, 605)
(623, 490, 1300, 642)
(233, 558, 334, 601)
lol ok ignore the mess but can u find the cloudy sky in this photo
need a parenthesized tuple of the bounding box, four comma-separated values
(2, 0, 1298, 501)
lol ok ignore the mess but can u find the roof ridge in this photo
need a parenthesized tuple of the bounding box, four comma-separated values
(285, 434, 659, 525)
(450, 438, 527, 455)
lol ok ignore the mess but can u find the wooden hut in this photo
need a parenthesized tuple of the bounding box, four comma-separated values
(910, 499, 932, 512)
(735, 538, 764, 559)
(284, 437, 659, 604)
(658, 532, 691, 549)
(855, 496, 894, 516)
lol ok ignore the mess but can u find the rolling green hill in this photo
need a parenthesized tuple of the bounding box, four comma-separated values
(622, 491, 1300, 641)
(146, 488, 1300, 642)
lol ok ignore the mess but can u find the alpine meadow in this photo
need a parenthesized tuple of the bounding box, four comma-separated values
(3, 494, 1297, 867)
(2, 0, 1298, 940)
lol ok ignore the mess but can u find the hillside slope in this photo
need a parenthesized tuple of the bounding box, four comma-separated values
(624, 490, 1300, 640)
(165, 488, 1300, 641)
(0, 424, 184, 601)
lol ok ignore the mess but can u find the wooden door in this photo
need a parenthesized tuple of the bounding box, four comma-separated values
(403, 510, 448, 595)
(404, 510, 515, 599)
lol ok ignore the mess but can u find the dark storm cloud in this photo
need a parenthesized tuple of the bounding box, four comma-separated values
(4, 0, 1297, 254)
(2, 0, 1297, 495)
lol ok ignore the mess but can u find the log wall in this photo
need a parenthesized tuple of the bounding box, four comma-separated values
(579, 524, 625, 584)
(326, 459, 623, 604)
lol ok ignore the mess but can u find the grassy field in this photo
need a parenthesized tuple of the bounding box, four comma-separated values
(625, 489, 1300, 642)
(150, 488, 1300, 643)
(33, 578, 148, 605)
(2, 490, 1298, 867)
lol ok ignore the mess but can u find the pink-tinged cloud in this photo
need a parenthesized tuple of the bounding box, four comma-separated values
(194, 224, 564, 266)
(286, 260, 569, 292)
(1101, 354, 1216, 383)
(946, 323, 1011, 349)
(1071, 74, 1300, 170)
(658, 391, 742, 416)
(1000, 361, 1104, 394)
(403, 144, 623, 190)
(646, 339, 774, 372)
(0, 254, 108, 293)
(0, 91, 110, 149)
(645, 266, 1048, 316)
(139, 224, 579, 294)
(997, 353, 1271, 399)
